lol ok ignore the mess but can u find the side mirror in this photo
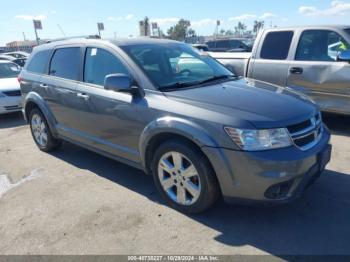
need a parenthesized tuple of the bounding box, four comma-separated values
(337, 50, 350, 62)
(104, 74, 142, 96)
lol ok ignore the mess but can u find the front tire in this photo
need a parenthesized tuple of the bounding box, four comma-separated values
(29, 108, 61, 152)
(152, 139, 220, 213)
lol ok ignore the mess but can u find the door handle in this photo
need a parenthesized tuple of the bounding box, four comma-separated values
(77, 93, 90, 100)
(290, 67, 303, 74)
(39, 83, 48, 88)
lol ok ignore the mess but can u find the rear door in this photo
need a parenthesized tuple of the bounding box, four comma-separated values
(286, 29, 350, 114)
(249, 30, 295, 86)
(40, 46, 83, 133)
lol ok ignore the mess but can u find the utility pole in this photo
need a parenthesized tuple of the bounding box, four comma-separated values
(22, 32, 26, 41)
(33, 20, 42, 45)
(34, 27, 39, 45)
(215, 20, 220, 39)
(57, 24, 66, 37)
(97, 23, 104, 37)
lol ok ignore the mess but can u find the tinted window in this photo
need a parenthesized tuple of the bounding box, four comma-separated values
(84, 48, 129, 86)
(261, 31, 294, 60)
(26, 50, 51, 74)
(345, 28, 350, 37)
(206, 41, 216, 48)
(50, 48, 80, 80)
(216, 40, 230, 49)
(0, 62, 21, 78)
(296, 30, 350, 61)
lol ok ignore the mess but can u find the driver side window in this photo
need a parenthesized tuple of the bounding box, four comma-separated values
(296, 30, 350, 62)
(84, 47, 129, 86)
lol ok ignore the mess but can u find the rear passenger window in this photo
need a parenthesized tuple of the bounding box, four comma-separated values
(206, 42, 216, 48)
(216, 40, 230, 49)
(261, 31, 294, 60)
(49, 48, 80, 81)
(26, 50, 51, 74)
(84, 47, 128, 86)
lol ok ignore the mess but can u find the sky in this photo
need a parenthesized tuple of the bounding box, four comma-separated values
(1, 0, 350, 45)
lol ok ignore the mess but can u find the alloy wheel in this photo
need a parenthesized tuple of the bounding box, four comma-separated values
(31, 114, 48, 147)
(158, 151, 201, 205)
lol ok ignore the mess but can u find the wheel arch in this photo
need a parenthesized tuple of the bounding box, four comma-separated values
(139, 116, 220, 174)
(24, 92, 58, 136)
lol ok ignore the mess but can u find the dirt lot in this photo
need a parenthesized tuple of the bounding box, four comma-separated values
(0, 112, 349, 256)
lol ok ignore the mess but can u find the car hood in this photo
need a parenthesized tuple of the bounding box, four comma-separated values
(0, 78, 20, 91)
(164, 78, 318, 129)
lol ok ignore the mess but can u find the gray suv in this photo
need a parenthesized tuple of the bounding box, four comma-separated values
(19, 38, 332, 213)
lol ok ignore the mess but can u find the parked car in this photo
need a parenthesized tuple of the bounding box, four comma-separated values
(0, 61, 22, 114)
(3, 51, 30, 59)
(192, 44, 209, 52)
(206, 38, 253, 52)
(20, 38, 331, 213)
(210, 25, 350, 115)
(0, 54, 27, 67)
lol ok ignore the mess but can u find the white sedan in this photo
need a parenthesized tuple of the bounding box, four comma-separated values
(0, 61, 22, 115)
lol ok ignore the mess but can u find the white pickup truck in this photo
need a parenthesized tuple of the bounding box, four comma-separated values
(209, 25, 350, 115)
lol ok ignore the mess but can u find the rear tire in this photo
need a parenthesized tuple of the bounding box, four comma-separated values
(151, 139, 220, 214)
(29, 108, 61, 152)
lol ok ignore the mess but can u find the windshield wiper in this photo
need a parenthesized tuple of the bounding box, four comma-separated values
(159, 75, 236, 91)
(199, 75, 236, 84)
(159, 81, 199, 91)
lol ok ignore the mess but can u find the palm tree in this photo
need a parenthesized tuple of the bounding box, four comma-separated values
(144, 17, 150, 36)
(235, 22, 247, 37)
(253, 20, 264, 35)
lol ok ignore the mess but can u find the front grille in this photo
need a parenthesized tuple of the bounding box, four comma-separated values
(287, 113, 323, 151)
(3, 90, 21, 97)
(287, 120, 311, 133)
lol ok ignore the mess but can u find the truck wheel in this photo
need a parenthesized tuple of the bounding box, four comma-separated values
(29, 108, 61, 152)
(152, 139, 220, 213)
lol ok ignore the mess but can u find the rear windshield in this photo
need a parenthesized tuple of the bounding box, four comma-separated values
(0, 63, 21, 78)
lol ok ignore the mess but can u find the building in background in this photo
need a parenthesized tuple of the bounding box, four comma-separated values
(1, 39, 46, 53)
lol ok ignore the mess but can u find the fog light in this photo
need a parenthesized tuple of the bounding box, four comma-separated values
(265, 180, 294, 200)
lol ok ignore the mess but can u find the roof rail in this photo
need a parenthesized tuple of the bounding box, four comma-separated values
(45, 35, 101, 43)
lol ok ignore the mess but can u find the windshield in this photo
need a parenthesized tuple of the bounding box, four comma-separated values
(0, 63, 21, 78)
(120, 43, 234, 90)
(242, 39, 254, 48)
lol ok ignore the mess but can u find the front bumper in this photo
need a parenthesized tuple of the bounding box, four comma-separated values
(202, 126, 331, 204)
(0, 96, 22, 115)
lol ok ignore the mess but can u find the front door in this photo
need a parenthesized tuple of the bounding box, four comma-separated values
(287, 29, 350, 114)
(74, 46, 142, 162)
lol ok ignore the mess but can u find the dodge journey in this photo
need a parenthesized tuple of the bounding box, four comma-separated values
(19, 38, 332, 213)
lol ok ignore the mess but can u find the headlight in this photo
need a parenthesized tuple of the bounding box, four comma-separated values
(224, 127, 292, 151)
(0, 92, 6, 98)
